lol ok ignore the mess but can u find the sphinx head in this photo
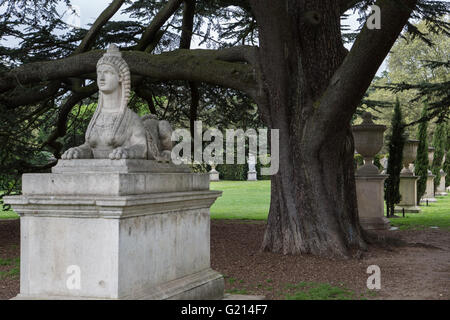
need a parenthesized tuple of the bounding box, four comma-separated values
(96, 44, 131, 99)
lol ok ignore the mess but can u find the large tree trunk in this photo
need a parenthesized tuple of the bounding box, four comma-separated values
(250, 0, 368, 258)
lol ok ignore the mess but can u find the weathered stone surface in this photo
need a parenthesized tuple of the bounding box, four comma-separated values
(421, 174, 437, 203)
(395, 175, 421, 213)
(61, 45, 172, 162)
(4, 160, 224, 300)
(355, 175, 390, 230)
(436, 169, 448, 196)
(52, 159, 191, 173)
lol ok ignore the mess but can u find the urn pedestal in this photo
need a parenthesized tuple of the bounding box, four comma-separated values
(395, 140, 421, 213)
(247, 171, 257, 181)
(421, 174, 437, 203)
(247, 155, 257, 181)
(420, 147, 437, 203)
(355, 175, 390, 230)
(352, 112, 390, 230)
(436, 169, 448, 196)
(4, 160, 224, 300)
(395, 176, 421, 213)
(209, 164, 220, 182)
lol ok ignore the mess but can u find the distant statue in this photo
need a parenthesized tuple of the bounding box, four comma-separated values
(62, 44, 173, 161)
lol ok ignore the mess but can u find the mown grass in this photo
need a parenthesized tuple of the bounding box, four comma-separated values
(210, 180, 449, 229)
(210, 180, 270, 220)
(0, 209, 18, 220)
(389, 195, 450, 230)
(3, 180, 449, 230)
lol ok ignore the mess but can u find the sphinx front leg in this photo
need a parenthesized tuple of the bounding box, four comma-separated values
(61, 143, 93, 159)
(109, 144, 147, 160)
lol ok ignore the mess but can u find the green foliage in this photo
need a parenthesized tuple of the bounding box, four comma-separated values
(445, 149, 450, 187)
(431, 122, 447, 188)
(415, 104, 430, 204)
(364, 19, 449, 137)
(215, 163, 247, 181)
(384, 98, 406, 217)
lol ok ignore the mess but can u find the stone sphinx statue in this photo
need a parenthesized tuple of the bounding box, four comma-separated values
(62, 44, 173, 161)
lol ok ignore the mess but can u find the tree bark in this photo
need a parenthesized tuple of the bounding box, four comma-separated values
(250, 0, 417, 258)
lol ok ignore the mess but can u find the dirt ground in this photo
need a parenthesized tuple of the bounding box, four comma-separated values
(1, 219, 449, 300)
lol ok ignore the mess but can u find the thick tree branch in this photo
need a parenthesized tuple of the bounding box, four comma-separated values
(315, 0, 418, 135)
(74, 0, 126, 54)
(0, 47, 259, 99)
(0, 82, 60, 108)
(136, 0, 184, 51)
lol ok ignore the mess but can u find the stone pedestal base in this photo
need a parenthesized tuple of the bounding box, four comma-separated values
(4, 160, 224, 300)
(394, 175, 421, 213)
(247, 171, 257, 181)
(209, 169, 219, 182)
(421, 174, 437, 203)
(355, 175, 390, 230)
(436, 173, 447, 196)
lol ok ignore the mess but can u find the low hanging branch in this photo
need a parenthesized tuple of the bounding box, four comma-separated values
(0, 47, 259, 99)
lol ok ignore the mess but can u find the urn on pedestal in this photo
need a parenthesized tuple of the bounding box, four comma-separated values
(395, 139, 421, 213)
(421, 146, 437, 203)
(352, 112, 389, 230)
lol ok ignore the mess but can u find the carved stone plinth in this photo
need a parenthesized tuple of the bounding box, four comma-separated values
(4, 160, 224, 300)
(421, 174, 437, 203)
(209, 169, 219, 182)
(355, 175, 390, 230)
(395, 175, 421, 213)
(436, 169, 448, 196)
(247, 171, 257, 181)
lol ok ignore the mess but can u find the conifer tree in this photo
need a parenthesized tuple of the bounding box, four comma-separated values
(415, 104, 430, 204)
(432, 122, 447, 188)
(385, 98, 405, 217)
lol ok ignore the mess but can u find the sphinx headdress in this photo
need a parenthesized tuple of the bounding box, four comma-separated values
(86, 44, 132, 144)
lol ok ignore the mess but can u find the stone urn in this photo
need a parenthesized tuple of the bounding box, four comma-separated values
(401, 139, 419, 176)
(352, 112, 386, 176)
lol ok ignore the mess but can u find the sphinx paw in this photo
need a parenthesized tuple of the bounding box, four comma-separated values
(109, 147, 129, 160)
(61, 147, 80, 160)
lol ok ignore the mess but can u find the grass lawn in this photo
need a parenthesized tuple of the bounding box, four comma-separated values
(389, 195, 450, 230)
(0, 209, 18, 220)
(210, 180, 270, 220)
(211, 180, 449, 229)
(2, 180, 449, 230)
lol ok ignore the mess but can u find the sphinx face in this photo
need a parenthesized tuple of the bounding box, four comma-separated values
(97, 64, 121, 93)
